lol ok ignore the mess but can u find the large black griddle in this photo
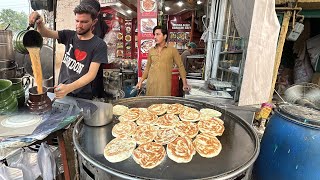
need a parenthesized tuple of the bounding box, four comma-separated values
(73, 97, 260, 180)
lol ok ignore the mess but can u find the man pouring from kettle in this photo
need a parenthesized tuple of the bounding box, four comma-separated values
(29, 3, 108, 100)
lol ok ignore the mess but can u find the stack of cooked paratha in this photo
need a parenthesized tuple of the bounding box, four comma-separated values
(104, 103, 225, 169)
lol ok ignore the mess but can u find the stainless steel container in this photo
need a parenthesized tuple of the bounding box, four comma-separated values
(0, 59, 17, 79)
(0, 30, 14, 60)
(81, 101, 113, 127)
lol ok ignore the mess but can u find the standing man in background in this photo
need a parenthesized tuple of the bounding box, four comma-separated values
(136, 26, 190, 96)
(181, 42, 197, 70)
(179, 42, 197, 96)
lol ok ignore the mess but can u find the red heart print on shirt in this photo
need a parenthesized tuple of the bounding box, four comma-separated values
(74, 49, 87, 61)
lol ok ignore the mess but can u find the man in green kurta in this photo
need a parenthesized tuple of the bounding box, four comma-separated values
(136, 26, 190, 96)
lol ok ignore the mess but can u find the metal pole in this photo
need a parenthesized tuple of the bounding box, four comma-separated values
(213, 0, 220, 34)
(211, 0, 228, 79)
(204, 0, 218, 80)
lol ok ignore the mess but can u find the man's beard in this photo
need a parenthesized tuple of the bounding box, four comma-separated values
(77, 27, 91, 35)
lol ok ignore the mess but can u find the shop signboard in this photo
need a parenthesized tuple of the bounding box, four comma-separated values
(137, 0, 157, 77)
(101, 7, 137, 67)
(167, 16, 191, 52)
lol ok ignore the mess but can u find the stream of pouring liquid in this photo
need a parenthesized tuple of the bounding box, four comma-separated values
(26, 47, 43, 94)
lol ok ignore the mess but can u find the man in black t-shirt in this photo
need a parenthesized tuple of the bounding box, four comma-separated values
(29, 4, 108, 100)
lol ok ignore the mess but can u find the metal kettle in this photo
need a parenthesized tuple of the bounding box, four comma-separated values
(13, 19, 43, 54)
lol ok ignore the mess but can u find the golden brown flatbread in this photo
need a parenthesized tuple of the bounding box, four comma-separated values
(156, 114, 180, 129)
(167, 103, 185, 114)
(133, 125, 158, 144)
(193, 133, 222, 158)
(139, 108, 149, 113)
(179, 107, 201, 122)
(162, 103, 170, 109)
(200, 108, 222, 117)
(198, 118, 225, 136)
(147, 104, 167, 116)
(113, 105, 129, 116)
(111, 121, 137, 137)
(118, 108, 141, 122)
(104, 136, 136, 163)
(167, 136, 196, 163)
(174, 121, 199, 138)
(132, 142, 166, 169)
(136, 111, 158, 126)
(200, 115, 224, 124)
(154, 128, 178, 145)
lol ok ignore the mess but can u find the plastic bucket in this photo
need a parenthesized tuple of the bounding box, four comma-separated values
(124, 86, 137, 98)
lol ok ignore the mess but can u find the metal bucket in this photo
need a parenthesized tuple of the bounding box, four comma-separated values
(81, 101, 113, 127)
(0, 59, 17, 79)
(0, 30, 14, 60)
(13, 30, 43, 54)
(252, 104, 320, 180)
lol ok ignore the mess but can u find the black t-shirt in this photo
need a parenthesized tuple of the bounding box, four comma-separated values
(58, 30, 108, 99)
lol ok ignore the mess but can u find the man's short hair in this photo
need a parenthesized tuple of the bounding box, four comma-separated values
(80, 0, 100, 12)
(153, 25, 168, 42)
(74, 4, 98, 20)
